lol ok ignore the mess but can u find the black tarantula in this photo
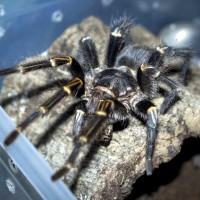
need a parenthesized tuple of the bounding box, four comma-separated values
(0, 17, 191, 181)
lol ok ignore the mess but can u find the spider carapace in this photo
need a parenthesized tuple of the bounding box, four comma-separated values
(0, 17, 192, 181)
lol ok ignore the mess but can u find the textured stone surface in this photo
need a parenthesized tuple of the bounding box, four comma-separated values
(1, 16, 200, 200)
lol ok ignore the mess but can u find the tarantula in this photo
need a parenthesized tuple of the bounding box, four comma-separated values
(0, 17, 191, 181)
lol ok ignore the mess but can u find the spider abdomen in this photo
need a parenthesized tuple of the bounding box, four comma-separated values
(93, 69, 137, 98)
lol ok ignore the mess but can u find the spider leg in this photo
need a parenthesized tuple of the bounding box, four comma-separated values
(0, 56, 83, 78)
(51, 99, 114, 181)
(79, 36, 99, 70)
(157, 76, 180, 114)
(105, 17, 133, 67)
(180, 61, 190, 85)
(0, 78, 71, 107)
(138, 48, 186, 114)
(146, 106, 158, 175)
(72, 103, 114, 143)
(131, 107, 147, 121)
(4, 77, 84, 145)
(148, 48, 164, 66)
(134, 100, 158, 175)
(137, 62, 180, 114)
(78, 36, 99, 94)
(35, 100, 81, 148)
(137, 64, 160, 98)
(156, 46, 192, 85)
(72, 102, 86, 139)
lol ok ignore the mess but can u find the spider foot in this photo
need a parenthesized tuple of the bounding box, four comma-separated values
(146, 158, 153, 176)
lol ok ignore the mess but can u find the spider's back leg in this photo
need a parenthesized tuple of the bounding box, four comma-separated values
(105, 16, 133, 67)
(137, 48, 182, 114)
(157, 76, 180, 114)
(157, 46, 192, 85)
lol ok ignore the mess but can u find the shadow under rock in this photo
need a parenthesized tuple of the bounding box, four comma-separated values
(125, 137, 200, 199)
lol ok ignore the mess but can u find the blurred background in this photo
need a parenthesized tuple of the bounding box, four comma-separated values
(0, 0, 200, 67)
(0, 1, 200, 199)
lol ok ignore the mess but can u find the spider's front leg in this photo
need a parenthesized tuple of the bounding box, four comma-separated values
(0, 55, 83, 78)
(72, 102, 86, 139)
(138, 48, 182, 114)
(72, 99, 114, 145)
(51, 99, 115, 181)
(71, 36, 101, 139)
